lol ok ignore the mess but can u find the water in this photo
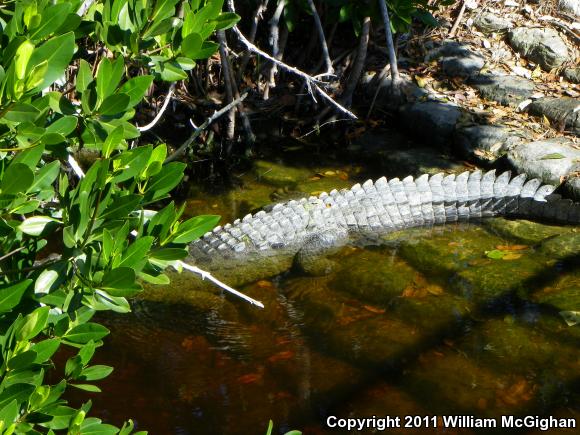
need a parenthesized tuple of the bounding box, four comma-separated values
(82, 159, 580, 434)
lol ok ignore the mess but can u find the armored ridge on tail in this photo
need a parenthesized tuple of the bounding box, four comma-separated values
(186, 170, 580, 287)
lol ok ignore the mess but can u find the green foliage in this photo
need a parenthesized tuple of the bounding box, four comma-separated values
(0, 0, 237, 432)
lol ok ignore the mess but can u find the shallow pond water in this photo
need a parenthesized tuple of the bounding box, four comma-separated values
(82, 157, 580, 434)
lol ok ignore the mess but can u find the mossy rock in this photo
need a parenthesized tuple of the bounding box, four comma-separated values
(452, 254, 546, 304)
(483, 218, 572, 245)
(330, 249, 418, 305)
(397, 225, 503, 279)
(253, 160, 312, 188)
(538, 231, 580, 260)
(532, 271, 580, 312)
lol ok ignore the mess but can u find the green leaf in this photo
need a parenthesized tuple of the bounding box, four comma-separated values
(144, 162, 185, 201)
(27, 32, 75, 91)
(486, 249, 506, 260)
(3, 103, 40, 123)
(41, 132, 66, 145)
(70, 384, 102, 393)
(0, 400, 18, 426)
(173, 215, 220, 243)
(79, 340, 96, 365)
(96, 58, 113, 104)
(102, 125, 124, 158)
(101, 267, 136, 290)
(181, 32, 202, 58)
(118, 236, 154, 270)
(100, 194, 141, 219)
(16, 306, 50, 341)
(46, 116, 78, 136)
(29, 3, 72, 40)
(80, 365, 113, 381)
(0, 280, 31, 314)
(7, 349, 37, 370)
(35, 269, 59, 295)
(188, 41, 219, 60)
(31, 338, 60, 363)
(76, 59, 94, 94)
(18, 216, 61, 236)
(0, 384, 35, 409)
(539, 153, 566, 160)
(212, 12, 240, 30)
(64, 323, 110, 344)
(12, 144, 45, 169)
(149, 248, 187, 260)
(137, 271, 170, 285)
(1, 163, 34, 194)
(176, 57, 196, 71)
(98, 93, 130, 115)
(14, 40, 35, 80)
(30, 160, 60, 192)
(158, 60, 188, 81)
(118, 75, 153, 107)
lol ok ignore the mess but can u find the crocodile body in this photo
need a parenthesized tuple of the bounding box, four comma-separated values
(186, 170, 580, 287)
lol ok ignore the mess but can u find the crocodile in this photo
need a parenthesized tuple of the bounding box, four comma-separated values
(184, 170, 580, 289)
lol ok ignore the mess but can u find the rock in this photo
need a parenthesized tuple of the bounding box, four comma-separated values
(533, 271, 580, 312)
(539, 232, 580, 260)
(483, 218, 573, 245)
(565, 175, 580, 201)
(563, 67, 580, 84)
(426, 41, 485, 77)
(474, 12, 513, 34)
(507, 138, 580, 185)
(468, 73, 535, 107)
(453, 124, 527, 164)
(508, 27, 569, 71)
(528, 97, 580, 136)
(558, 0, 580, 17)
(399, 101, 463, 147)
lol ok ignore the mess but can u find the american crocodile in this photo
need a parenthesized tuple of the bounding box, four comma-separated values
(185, 170, 580, 288)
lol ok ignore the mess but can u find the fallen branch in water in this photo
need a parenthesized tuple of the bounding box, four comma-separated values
(176, 261, 265, 308)
(164, 92, 248, 163)
(137, 83, 175, 132)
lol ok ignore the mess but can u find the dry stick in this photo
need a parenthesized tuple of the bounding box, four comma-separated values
(177, 261, 264, 308)
(76, 0, 94, 15)
(448, 0, 467, 38)
(264, 0, 286, 100)
(378, 0, 401, 96)
(237, 0, 270, 84)
(307, 0, 334, 74)
(217, 30, 236, 145)
(164, 92, 248, 163)
(229, 25, 357, 119)
(137, 82, 175, 132)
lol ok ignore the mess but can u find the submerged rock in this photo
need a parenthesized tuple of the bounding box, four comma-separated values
(453, 124, 527, 164)
(253, 160, 311, 188)
(399, 101, 463, 148)
(483, 217, 573, 245)
(528, 98, 580, 136)
(507, 138, 580, 185)
(469, 73, 535, 107)
(533, 271, 580, 312)
(538, 232, 580, 260)
(508, 27, 569, 71)
(474, 12, 513, 34)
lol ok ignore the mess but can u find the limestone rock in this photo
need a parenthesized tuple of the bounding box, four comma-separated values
(507, 138, 580, 185)
(426, 41, 484, 77)
(558, 0, 580, 17)
(453, 124, 527, 164)
(563, 67, 580, 84)
(528, 97, 580, 136)
(508, 27, 569, 71)
(565, 175, 580, 201)
(474, 13, 513, 34)
(399, 101, 462, 147)
(468, 73, 535, 107)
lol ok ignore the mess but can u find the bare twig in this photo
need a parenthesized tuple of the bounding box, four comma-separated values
(137, 83, 175, 132)
(164, 93, 249, 163)
(0, 247, 26, 262)
(76, 0, 95, 16)
(68, 154, 85, 178)
(218, 30, 236, 145)
(307, 0, 334, 74)
(378, 0, 401, 95)
(237, 0, 270, 83)
(230, 25, 357, 118)
(264, 0, 286, 100)
(176, 261, 264, 308)
(448, 0, 467, 38)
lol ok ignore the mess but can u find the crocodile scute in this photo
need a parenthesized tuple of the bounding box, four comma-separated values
(186, 170, 579, 286)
